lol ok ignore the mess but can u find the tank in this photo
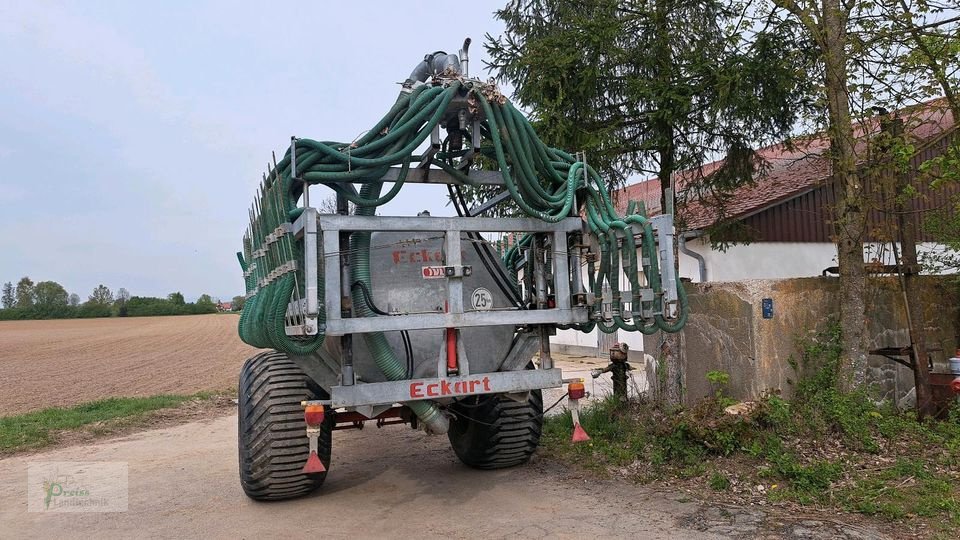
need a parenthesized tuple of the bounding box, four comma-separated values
(317, 231, 516, 385)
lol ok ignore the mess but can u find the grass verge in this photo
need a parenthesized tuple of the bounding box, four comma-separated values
(543, 324, 960, 537)
(0, 393, 219, 454)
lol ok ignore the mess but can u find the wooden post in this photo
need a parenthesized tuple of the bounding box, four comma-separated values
(889, 117, 934, 419)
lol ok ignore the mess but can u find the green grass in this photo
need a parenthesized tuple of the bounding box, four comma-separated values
(0, 393, 210, 453)
(709, 471, 731, 491)
(542, 322, 960, 533)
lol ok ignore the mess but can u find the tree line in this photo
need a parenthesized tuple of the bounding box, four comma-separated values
(0, 276, 223, 320)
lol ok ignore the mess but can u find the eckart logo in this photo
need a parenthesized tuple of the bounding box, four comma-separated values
(409, 376, 492, 398)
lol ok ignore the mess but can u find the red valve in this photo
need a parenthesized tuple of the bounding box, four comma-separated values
(445, 301, 457, 373)
(951, 377, 960, 394)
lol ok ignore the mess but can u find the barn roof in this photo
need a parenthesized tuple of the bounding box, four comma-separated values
(612, 100, 957, 232)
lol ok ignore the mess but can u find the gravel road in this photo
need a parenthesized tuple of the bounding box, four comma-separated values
(0, 413, 887, 539)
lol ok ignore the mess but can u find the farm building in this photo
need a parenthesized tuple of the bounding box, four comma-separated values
(553, 100, 959, 357)
(625, 100, 959, 283)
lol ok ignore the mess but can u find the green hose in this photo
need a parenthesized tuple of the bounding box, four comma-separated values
(349, 181, 449, 434)
(237, 77, 688, 429)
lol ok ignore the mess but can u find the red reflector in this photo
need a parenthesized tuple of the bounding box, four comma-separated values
(952, 377, 960, 394)
(567, 382, 585, 400)
(446, 327, 457, 371)
(304, 404, 325, 427)
(572, 423, 591, 442)
(302, 451, 326, 474)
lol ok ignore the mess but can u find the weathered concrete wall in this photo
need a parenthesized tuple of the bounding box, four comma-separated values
(646, 277, 959, 405)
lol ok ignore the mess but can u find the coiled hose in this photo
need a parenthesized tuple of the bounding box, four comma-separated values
(237, 77, 688, 429)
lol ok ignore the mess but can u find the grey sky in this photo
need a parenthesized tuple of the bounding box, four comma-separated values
(0, 1, 507, 301)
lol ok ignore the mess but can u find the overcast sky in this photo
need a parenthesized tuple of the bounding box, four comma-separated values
(0, 1, 507, 301)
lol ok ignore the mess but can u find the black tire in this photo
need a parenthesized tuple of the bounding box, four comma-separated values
(238, 350, 333, 501)
(447, 387, 544, 469)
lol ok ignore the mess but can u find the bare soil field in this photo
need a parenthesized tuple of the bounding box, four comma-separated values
(0, 315, 255, 416)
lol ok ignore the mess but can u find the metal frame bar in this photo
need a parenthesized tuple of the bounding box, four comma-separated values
(553, 231, 571, 310)
(326, 309, 586, 335)
(287, 214, 588, 336)
(445, 231, 463, 315)
(381, 167, 505, 186)
(651, 214, 679, 305)
(290, 208, 678, 335)
(302, 209, 319, 317)
(468, 190, 511, 216)
(497, 332, 540, 372)
(317, 215, 580, 233)
(329, 368, 563, 408)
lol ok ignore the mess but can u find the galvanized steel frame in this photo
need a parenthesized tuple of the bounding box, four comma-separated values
(290, 211, 588, 336)
(329, 367, 564, 408)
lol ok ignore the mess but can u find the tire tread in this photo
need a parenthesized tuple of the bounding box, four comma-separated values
(238, 351, 332, 501)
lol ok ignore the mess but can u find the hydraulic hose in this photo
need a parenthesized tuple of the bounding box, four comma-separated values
(238, 72, 689, 430)
(349, 181, 449, 434)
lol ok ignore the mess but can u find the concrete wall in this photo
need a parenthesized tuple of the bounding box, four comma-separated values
(645, 277, 959, 405)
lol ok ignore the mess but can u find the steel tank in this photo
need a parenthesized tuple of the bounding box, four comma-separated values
(319, 231, 516, 384)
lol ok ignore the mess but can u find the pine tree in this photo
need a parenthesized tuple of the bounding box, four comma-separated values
(1, 282, 13, 309)
(486, 0, 815, 404)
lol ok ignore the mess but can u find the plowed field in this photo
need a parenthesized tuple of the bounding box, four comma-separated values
(0, 314, 256, 415)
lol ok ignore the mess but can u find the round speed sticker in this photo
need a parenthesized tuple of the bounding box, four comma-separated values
(471, 287, 493, 311)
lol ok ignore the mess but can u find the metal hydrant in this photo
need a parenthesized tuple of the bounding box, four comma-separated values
(591, 342, 632, 400)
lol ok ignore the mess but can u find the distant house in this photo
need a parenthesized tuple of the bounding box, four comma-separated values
(217, 301, 233, 312)
(615, 101, 959, 282)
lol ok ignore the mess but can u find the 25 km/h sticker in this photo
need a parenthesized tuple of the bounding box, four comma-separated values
(471, 287, 493, 311)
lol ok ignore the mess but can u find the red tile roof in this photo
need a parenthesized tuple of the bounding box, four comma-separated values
(612, 100, 957, 231)
(612, 178, 662, 216)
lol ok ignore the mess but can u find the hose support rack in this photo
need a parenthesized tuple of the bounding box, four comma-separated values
(288, 209, 589, 337)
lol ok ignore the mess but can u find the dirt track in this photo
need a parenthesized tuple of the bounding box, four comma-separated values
(0, 315, 255, 415)
(0, 415, 887, 539)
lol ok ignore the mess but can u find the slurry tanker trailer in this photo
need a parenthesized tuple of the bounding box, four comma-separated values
(235, 40, 688, 500)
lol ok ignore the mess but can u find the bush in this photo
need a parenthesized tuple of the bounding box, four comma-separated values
(123, 296, 217, 317)
(0, 296, 218, 320)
